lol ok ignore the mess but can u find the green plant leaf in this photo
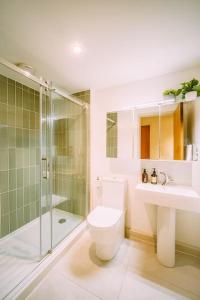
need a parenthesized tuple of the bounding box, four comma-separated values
(176, 89, 182, 96)
(193, 85, 200, 92)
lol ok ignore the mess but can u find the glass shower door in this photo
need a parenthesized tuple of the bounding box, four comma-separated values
(36, 87, 89, 256)
(0, 63, 43, 298)
(50, 91, 89, 248)
(0, 65, 42, 260)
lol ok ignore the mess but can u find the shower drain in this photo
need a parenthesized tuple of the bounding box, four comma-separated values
(58, 218, 66, 224)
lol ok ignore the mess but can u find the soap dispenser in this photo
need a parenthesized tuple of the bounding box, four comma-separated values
(151, 168, 157, 184)
(142, 169, 148, 183)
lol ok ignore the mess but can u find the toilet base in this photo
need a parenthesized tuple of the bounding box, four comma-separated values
(95, 236, 123, 260)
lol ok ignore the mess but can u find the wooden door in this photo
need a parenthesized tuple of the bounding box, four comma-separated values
(141, 125, 150, 159)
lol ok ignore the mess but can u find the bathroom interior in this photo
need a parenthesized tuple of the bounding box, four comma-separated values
(0, 1, 200, 299)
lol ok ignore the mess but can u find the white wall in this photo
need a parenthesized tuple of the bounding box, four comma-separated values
(90, 66, 200, 249)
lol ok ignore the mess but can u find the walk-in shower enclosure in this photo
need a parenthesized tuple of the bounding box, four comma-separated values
(0, 60, 89, 298)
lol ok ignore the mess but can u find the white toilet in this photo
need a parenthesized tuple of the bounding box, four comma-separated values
(87, 177, 126, 260)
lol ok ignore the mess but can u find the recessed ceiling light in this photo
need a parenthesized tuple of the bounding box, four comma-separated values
(73, 45, 82, 54)
(71, 43, 83, 55)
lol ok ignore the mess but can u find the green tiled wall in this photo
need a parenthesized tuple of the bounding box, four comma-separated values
(0, 74, 40, 237)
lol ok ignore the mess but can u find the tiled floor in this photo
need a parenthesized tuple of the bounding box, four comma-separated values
(27, 231, 200, 300)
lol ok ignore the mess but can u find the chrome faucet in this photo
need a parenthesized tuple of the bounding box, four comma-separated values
(160, 172, 174, 186)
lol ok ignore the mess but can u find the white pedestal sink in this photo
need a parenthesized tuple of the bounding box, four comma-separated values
(135, 183, 200, 267)
(157, 207, 175, 267)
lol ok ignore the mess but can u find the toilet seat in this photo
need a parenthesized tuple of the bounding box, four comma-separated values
(87, 206, 122, 229)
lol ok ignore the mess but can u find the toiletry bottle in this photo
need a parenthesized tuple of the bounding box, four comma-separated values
(151, 168, 157, 184)
(142, 169, 148, 183)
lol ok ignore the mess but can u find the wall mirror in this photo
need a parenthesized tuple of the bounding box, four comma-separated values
(106, 110, 134, 158)
(136, 105, 160, 160)
(106, 99, 199, 161)
(106, 112, 118, 157)
(138, 99, 200, 161)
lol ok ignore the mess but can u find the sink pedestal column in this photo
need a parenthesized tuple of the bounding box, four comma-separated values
(157, 207, 175, 267)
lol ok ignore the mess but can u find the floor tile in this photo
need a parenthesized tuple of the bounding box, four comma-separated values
(27, 271, 100, 300)
(118, 271, 189, 300)
(53, 232, 130, 300)
(125, 239, 156, 271)
(127, 240, 200, 299)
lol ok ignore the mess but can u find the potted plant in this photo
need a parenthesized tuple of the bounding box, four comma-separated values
(163, 78, 200, 101)
(163, 89, 181, 100)
(180, 78, 200, 100)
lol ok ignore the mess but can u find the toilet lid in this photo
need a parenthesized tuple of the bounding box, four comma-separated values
(87, 206, 122, 228)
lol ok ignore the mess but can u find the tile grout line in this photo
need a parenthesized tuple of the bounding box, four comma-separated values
(54, 270, 103, 300)
(116, 242, 131, 300)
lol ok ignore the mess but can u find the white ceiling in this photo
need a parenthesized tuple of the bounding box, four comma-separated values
(0, 0, 200, 93)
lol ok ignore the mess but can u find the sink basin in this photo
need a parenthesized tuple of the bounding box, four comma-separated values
(135, 183, 200, 267)
(136, 183, 200, 212)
